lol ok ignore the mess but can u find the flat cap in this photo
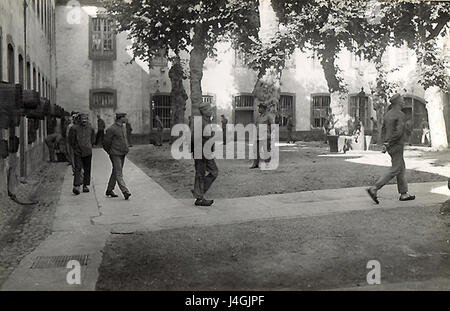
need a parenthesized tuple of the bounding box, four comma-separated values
(116, 112, 127, 118)
(389, 93, 403, 105)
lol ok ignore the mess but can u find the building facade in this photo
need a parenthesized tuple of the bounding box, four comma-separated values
(0, 0, 57, 197)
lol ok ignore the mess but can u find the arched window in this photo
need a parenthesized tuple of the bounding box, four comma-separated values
(7, 44, 15, 83)
(26, 61, 31, 89)
(33, 67, 36, 90)
(402, 95, 428, 129)
(37, 71, 41, 94)
(18, 54, 24, 86)
(349, 93, 370, 128)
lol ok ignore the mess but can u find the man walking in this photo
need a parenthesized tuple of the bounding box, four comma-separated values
(250, 103, 275, 169)
(367, 93, 415, 204)
(95, 115, 106, 147)
(103, 113, 131, 200)
(45, 132, 63, 162)
(66, 112, 78, 174)
(154, 115, 164, 146)
(68, 113, 95, 195)
(125, 118, 133, 147)
(220, 114, 228, 145)
(191, 105, 218, 207)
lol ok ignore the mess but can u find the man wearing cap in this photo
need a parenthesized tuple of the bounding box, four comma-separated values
(103, 112, 131, 200)
(367, 93, 415, 204)
(68, 113, 95, 195)
(250, 102, 275, 169)
(95, 115, 106, 147)
(190, 104, 218, 207)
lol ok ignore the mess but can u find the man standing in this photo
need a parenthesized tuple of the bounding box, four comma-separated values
(103, 113, 131, 200)
(421, 120, 431, 147)
(45, 132, 63, 162)
(95, 115, 106, 147)
(370, 116, 378, 145)
(367, 94, 415, 204)
(68, 113, 95, 195)
(250, 103, 275, 169)
(154, 115, 164, 146)
(191, 105, 218, 207)
(220, 114, 228, 145)
(286, 116, 294, 144)
(125, 119, 133, 147)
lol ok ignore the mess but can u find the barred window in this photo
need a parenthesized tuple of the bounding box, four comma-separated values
(89, 18, 116, 60)
(235, 95, 254, 108)
(90, 89, 117, 109)
(311, 95, 330, 128)
(277, 95, 294, 127)
(349, 94, 369, 128)
(152, 94, 171, 129)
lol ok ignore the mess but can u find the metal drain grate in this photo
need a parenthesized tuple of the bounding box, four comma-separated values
(30, 254, 90, 269)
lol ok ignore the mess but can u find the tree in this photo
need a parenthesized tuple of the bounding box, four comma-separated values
(103, 0, 259, 128)
(362, 0, 450, 149)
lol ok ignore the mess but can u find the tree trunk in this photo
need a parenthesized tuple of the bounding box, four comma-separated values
(320, 39, 349, 134)
(253, 0, 282, 115)
(189, 24, 208, 117)
(169, 57, 188, 142)
(424, 86, 448, 150)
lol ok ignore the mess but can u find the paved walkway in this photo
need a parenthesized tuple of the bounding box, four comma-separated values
(1, 149, 449, 290)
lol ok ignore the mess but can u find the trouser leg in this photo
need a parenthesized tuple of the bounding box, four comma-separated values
(193, 159, 206, 199)
(203, 159, 218, 195)
(394, 147, 408, 194)
(73, 154, 83, 187)
(109, 155, 129, 194)
(374, 144, 406, 193)
(82, 155, 92, 186)
(47, 142, 55, 162)
(107, 156, 117, 192)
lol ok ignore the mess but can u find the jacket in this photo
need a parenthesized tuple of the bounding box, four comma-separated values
(381, 108, 406, 147)
(68, 124, 95, 157)
(103, 122, 129, 156)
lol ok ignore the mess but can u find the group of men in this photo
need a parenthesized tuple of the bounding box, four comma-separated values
(44, 92, 425, 208)
(62, 112, 132, 200)
(196, 93, 420, 207)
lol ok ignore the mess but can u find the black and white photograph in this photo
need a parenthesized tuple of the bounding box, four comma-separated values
(0, 0, 450, 300)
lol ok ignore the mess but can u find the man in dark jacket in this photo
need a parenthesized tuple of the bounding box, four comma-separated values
(68, 113, 95, 195)
(95, 115, 106, 146)
(367, 94, 415, 204)
(103, 113, 131, 200)
(191, 105, 218, 207)
(45, 132, 63, 162)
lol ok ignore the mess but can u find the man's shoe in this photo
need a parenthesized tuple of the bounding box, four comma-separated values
(399, 194, 415, 201)
(83, 186, 90, 193)
(106, 190, 119, 198)
(73, 187, 81, 195)
(194, 198, 214, 206)
(366, 188, 379, 204)
(124, 192, 131, 200)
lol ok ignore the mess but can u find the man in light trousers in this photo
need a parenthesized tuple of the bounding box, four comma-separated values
(103, 112, 131, 200)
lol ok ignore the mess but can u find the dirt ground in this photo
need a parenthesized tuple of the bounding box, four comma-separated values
(0, 162, 67, 286)
(127, 142, 448, 199)
(96, 204, 450, 291)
